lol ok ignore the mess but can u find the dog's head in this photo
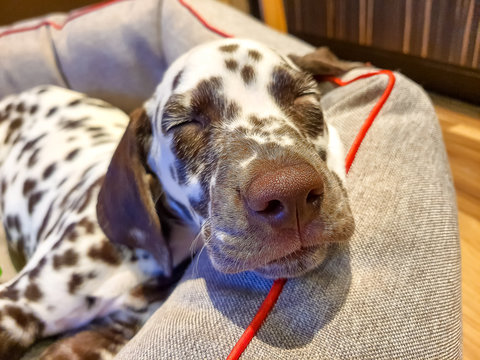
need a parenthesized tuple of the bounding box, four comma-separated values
(98, 39, 356, 279)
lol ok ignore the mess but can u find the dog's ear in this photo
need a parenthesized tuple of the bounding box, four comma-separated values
(288, 47, 365, 76)
(97, 108, 173, 276)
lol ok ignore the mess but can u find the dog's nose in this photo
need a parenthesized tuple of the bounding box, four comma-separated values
(244, 164, 324, 229)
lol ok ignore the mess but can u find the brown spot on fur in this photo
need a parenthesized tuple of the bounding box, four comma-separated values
(28, 148, 40, 167)
(0, 287, 19, 300)
(225, 59, 238, 71)
(43, 163, 56, 179)
(53, 249, 79, 269)
(65, 148, 80, 161)
(23, 179, 36, 195)
(16, 102, 26, 112)
(190, 77, 224, 123)
(249, 115, 263, 128)
(219, 43, 239, 53)
(60, 117, 89, 130)
(18, 134, 46, 161)
(5, 305, 43, 331)
(241, 65, 255, 85)
(248, 49, 262, 61)
(1, 180, 6, 195)
(226, 101, 240, 120)
(268, 66, 296, 108)
(88, 240, 121, 266)
(59, 223, 76, 242)
(28, 258, 47, 279)
(5, 118, 22, 143)
(12, 133, 22, 145)
(87, 126, 102, 132)
(172, 70, 183, 91)
(68, 273, 84, 293)
(24, 283, 42, 301)
(68, 99, 82, 107)
(46, 107, 58, 117)
(79, 217, 95, 234)
(29, 104, 38, 114)
(76, 176, 104, 213)
(28, 191, 43, 214)
(61, 180, 84, 208)
(6, 215, 21, 232)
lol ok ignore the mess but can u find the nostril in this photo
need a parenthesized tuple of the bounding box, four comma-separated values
(258, 200, 284, 216)
(306, 188, 323, 205)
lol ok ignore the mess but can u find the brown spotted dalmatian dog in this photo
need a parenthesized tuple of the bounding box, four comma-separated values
(0, 39, 356, 359)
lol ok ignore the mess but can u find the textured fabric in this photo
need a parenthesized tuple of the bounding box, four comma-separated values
(115, 69, 462, 359)
(0, 0, 461, 358)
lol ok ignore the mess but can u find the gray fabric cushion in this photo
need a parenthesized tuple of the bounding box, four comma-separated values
(0, 0, 461, 358)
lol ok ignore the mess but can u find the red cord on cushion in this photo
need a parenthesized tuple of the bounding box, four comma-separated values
(328, 70, 396, 173)
(226, 278, 287, 360)
(226, 70, 396, 360)
(178, 0, 233, 38)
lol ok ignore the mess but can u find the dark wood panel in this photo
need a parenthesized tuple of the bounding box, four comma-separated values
(371, 0, 405, 52)
(284, 0, 480, 70)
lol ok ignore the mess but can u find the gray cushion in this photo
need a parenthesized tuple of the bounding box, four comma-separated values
(0, 0, 461, 359)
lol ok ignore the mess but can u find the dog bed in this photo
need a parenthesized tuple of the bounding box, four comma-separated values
(0, 0, 462, 359)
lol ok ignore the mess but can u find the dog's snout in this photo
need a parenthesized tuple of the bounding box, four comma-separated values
(244, 164, 324, 229)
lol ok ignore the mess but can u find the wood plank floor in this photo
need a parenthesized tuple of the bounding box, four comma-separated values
(431, 93, 480, 360)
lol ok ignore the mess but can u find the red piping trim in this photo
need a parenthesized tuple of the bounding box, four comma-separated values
(177, 0, 233, 38)
(0, 0, 126, 39)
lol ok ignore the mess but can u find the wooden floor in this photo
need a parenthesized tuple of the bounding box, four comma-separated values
(431, 93, 480, 360)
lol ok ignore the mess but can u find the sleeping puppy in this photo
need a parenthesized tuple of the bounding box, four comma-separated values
(98, 38, 356, 279)
(0, 39, 356, 359)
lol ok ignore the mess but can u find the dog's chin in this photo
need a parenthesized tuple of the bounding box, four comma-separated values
(253, 244, 329, 279)
(208, 243, 329, 279)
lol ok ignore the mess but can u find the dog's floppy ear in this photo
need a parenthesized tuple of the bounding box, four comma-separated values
(289, 47, 365, 76)
(97, 108, 173, 276)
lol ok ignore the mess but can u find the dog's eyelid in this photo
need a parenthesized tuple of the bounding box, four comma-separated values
(294, 92, 320, 106)
(163, 113, 208, 132)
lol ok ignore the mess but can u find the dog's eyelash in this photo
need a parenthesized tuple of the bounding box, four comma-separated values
(164, 115, 206, 132)
(163, 118, 190, 131)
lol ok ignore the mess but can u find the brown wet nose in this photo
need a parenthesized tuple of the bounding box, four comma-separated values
(244, 164, 324, 229)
